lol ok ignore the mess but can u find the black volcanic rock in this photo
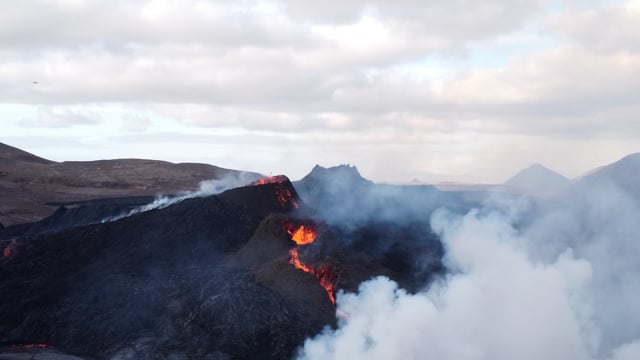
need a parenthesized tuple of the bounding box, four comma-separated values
(220, 178, 303, 217)
(1, 173, 451, 359)
(0, 180, 337, 359)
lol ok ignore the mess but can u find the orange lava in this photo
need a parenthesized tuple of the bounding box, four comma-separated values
(284, 223, 336, 304)
(275, 187, 299, 209)
(253, 175, 288, 185)
(253, 176, 299, 209)
(286, 225, 316, 245)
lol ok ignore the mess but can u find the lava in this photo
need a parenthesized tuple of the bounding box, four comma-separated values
(3, 239, 17, 258)
(275, 187, 299, 209)
(252, 175, 289, 185)
(284, 224, 315, 245)
(284, 223, 336, 304)
(252, 175, 299, 209)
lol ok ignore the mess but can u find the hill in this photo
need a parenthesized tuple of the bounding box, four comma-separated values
(504, 163, 570, 197)
(575, 153, 640, 198)
(0, 142, 260, 226)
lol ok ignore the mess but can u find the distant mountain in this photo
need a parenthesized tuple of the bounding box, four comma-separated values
(504, 164, 570, 197)
(0, 142, 260, 226)
(294, 164, 468, 226)
(297, 164, 372, 187)
(575, 153, 640, 198)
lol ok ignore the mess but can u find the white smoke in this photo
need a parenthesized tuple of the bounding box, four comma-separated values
(102, 172, 259, 222)
(297, 188, 640, 360)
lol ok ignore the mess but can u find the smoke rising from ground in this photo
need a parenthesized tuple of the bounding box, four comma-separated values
(297, 180, 640, 360)
(103, 172, 260, 222)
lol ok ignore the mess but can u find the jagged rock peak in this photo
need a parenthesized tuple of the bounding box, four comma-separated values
(305, 164, 370, 183)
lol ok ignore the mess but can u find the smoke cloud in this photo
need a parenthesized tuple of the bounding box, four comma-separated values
(103, 172, 260, 222)
(297, 180, 640, 360)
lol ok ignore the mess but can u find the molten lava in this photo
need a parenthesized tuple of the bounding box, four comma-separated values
(285, 224, 315, 245)
(3, 239, 17, 258)
(275, 187, 299, 209)
(252, 175, 288, 185)
(252, 176, 299, 209)
(284, 223, 336, 304)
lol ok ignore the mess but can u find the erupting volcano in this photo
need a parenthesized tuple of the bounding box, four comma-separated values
(252, 175, 289, 185)
(284, 222, 336, 304)
(253, 176, 300, 209)
(0, 155, 450, 359)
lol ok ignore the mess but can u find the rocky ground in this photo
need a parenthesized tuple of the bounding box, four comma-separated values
(0, 174, 448, 359)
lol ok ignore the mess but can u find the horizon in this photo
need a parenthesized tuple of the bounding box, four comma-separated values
(1, 0, 640, 183)
(2, 139, 634, 185)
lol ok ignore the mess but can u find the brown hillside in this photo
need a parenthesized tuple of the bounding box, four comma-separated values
(0, 142, 260, 226)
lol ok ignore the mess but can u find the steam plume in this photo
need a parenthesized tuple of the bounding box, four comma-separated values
(297, 182, 640, 360)
(102, 172, 259, 222)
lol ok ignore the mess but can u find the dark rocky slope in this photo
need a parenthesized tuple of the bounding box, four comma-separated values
(1, 175, 448, 359)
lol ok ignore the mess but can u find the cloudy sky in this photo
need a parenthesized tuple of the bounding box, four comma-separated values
(1, 0, 639, 183)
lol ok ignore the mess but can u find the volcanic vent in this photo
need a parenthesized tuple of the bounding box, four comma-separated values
(283, 220, 337, 304)
(0, 170, 449, 359)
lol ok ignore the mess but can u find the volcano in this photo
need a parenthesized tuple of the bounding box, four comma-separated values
(0, 159, 451, 359)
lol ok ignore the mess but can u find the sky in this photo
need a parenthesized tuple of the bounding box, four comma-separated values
(1, 0, 639, 183)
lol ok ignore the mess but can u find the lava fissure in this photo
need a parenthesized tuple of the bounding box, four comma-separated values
(283, 222, 336, 304)
(253, 176, 299, 209)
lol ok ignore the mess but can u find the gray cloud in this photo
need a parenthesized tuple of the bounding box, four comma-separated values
(19, 106, 101, 127)
(1, 0, 639, 182)
(548, 1, 640, 53)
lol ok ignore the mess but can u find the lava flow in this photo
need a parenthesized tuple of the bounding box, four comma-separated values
(253, 176, 299, 209)
(284, 222, 336, 304)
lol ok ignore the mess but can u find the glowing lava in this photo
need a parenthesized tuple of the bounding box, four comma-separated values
(285, 225, 316, 245)
(252, 175, 288, 185)
(253, 176, 299, 209)
(275, 187, 299, 209)
(3, 239, 17, 258)
(284, 223, 336, 304)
